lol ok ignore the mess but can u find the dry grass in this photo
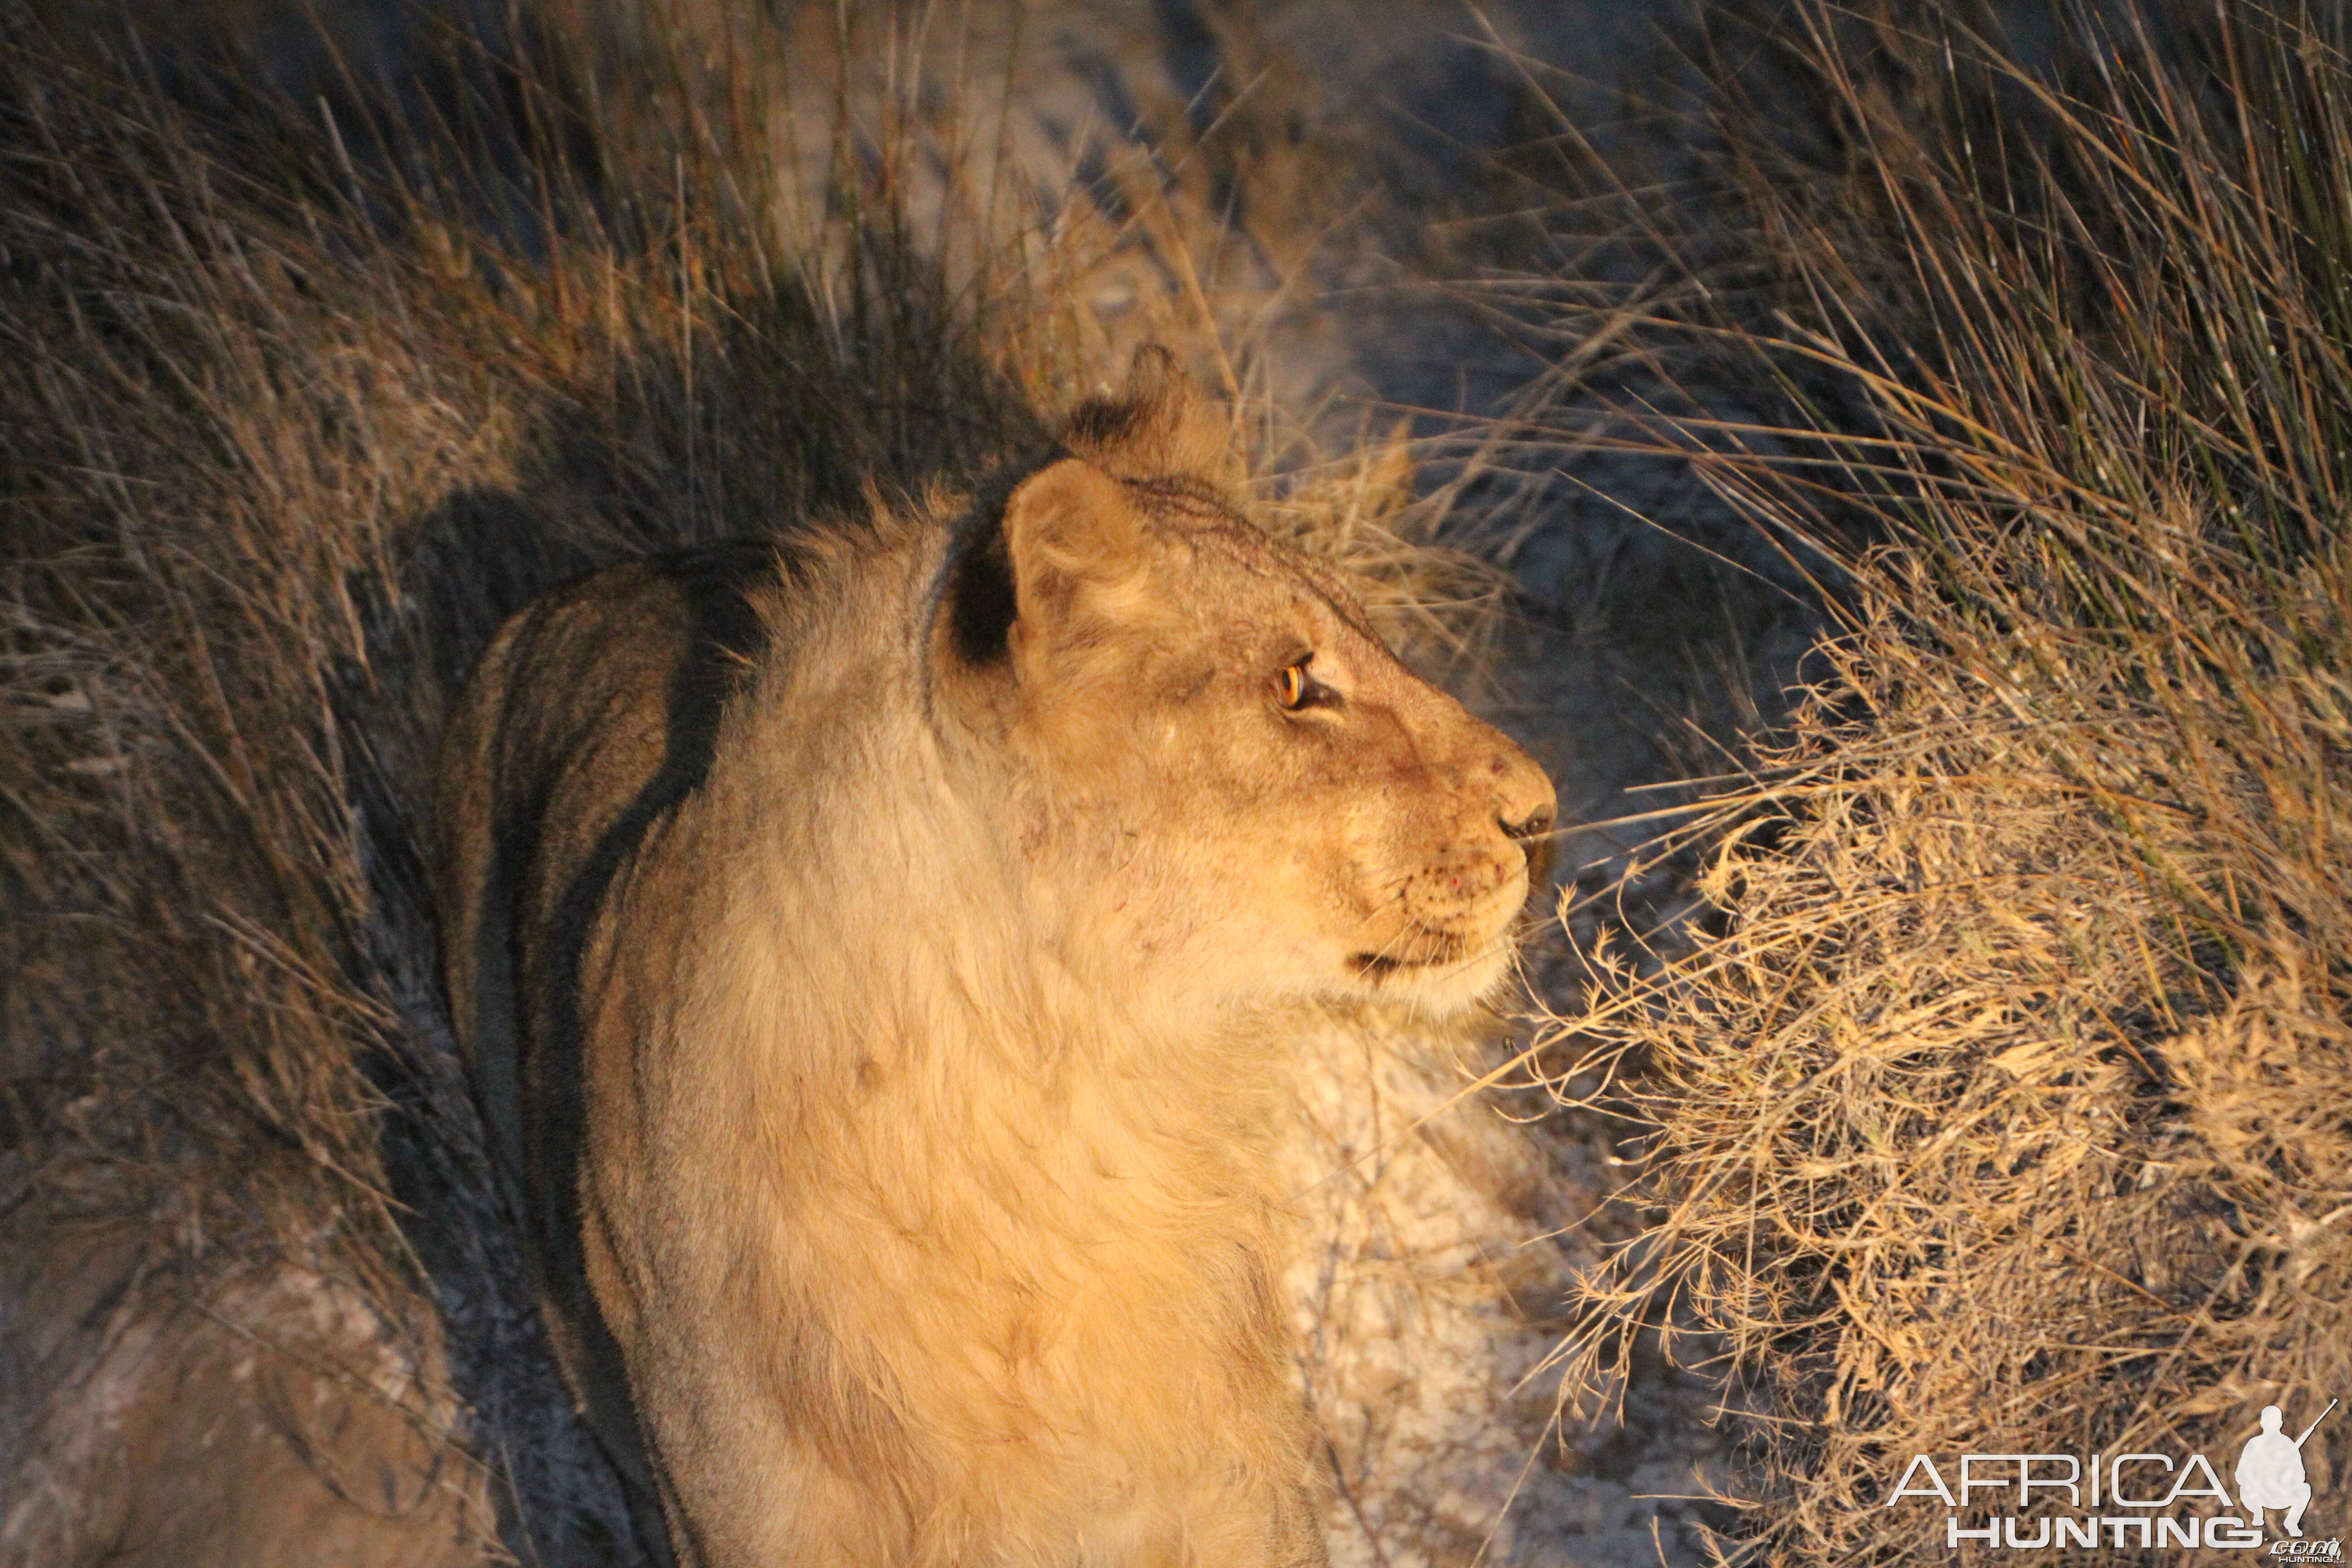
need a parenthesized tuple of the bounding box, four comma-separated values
(1520, 3, 2352, 1561)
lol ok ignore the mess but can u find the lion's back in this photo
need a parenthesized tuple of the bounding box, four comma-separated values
(434, 544, 778, 1181)
(430, 543, 781, 1548)
(439, 558, 688, 1182)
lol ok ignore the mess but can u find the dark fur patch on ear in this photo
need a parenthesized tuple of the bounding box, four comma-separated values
(946, 522, 1018, 666)
(937, 458, 1046, 667)
(1060, 385, 1162, 457)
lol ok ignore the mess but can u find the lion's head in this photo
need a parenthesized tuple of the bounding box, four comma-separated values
(932, 349, 1555, 1018)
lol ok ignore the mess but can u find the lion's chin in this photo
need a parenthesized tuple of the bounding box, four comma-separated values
(1343, 935, 1516, 1014)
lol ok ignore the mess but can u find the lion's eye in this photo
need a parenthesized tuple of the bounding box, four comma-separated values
(1274, 660, 1313, 710)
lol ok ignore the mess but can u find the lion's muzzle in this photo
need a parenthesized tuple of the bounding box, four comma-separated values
(1368, 740, 1558, 977)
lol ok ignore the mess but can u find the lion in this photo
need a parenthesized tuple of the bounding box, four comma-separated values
(431, 345, 1557, 1568)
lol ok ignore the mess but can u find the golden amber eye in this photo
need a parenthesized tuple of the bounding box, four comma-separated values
(1275, 662, 1309, 709)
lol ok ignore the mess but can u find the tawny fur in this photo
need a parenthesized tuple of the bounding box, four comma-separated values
(433, 348, 1555, 1568)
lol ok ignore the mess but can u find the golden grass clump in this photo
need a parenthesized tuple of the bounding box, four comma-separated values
(1541, 3, 2352, 1560)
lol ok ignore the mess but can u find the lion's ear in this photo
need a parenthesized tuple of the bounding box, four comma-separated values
(1000, 458, 1149, 662)
(1059, 344, 1247, 495)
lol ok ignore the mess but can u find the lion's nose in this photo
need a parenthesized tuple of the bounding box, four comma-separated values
(1490, 749, 1557, 843)
(1490, 746, 1557, 887)
(1502, 802, 1555, 841)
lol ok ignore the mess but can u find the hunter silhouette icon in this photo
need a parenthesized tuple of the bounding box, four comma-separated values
(2239, 1399, 2337, 1538)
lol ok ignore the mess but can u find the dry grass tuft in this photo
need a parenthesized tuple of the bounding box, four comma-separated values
(1531, 3, 2352, 1561)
